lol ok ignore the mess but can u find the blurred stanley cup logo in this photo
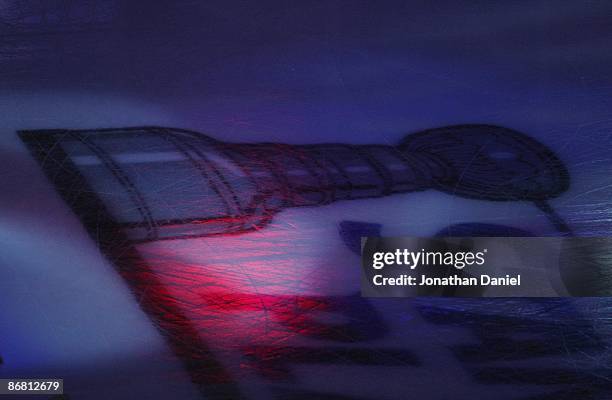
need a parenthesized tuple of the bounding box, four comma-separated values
(23, 124, 606, 399)
(19, 124, 570, 244)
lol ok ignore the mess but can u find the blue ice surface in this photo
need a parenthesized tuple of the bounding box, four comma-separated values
(1, 1, 612, 399)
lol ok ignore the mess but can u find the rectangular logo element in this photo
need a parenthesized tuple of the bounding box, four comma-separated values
(361, 237, 612, 297)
